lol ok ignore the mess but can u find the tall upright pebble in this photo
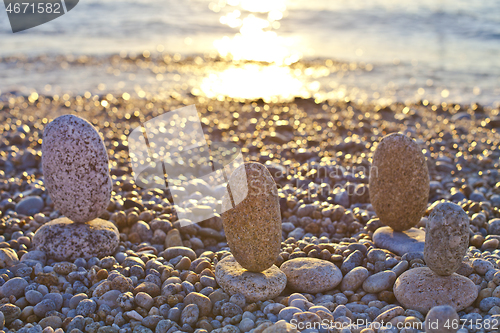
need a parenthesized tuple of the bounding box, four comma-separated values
(424, 202, 470, 276)
(221, 162, 281, 272)
(369, 133, 429, 231)
(42, 115, 112, 223)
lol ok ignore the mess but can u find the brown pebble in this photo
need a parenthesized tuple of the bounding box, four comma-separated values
(369, 133, 429, 231)
(35, 273, 58, 286)
(195, 261, 212, 274)
(165, 229, 183, 248)
(243, 303, 259, 312)
(470, 234, 484, 247)
(221, 162, 281, 272)
(128, 232, 141, 243)
(97, 269, 108, 281)
(113, 275, 133, 292)
(175, 257, 191, 271)
(378, 290, 395, 303)
(134, 282, 160, 297)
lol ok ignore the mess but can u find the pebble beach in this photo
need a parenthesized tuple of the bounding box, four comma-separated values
(1, 83, 500, 333)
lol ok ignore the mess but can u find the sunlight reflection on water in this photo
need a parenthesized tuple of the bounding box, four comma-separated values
(200, 0, 305, 101)
(199, 64, 309, 102)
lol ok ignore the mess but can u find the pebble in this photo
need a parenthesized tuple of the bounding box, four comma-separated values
(0, 303, 21, 324)
(181, 304, 199, 326)
(362, 270, 397, 293)
(373, 226, 425, 256)
(374, 306, 404, 323)
(126, 310, 143, 321)
(229, 293, 246, 308)
(479, 297, 500, 312)
(394, 267, 478, 313)
(184, 292, 212, 317)
(135, 292, 154, 310)
(42, 114, 112, 223)
(161, 246, 197, 261)
(53, 262, 77, 275)
(15, 196, 44, 216)
(70, 294, 88, 309)
(0, 248, 19, 267)
(340, 266, 369, 292)
(33, 299, 56, 317)
(340, 250, 364, 275)
(215, 254, 286, 302)
(488, 219, 500, 235)
(280, 258, 342, 293)
(238, 318, 255, 332)
(165, 229, 183, 248)
(424, 305, 459, 333)
(424, 202, 469, 276)
(0, 277, 28, 298)
(278, 307, 302, 322)
(39, 316, 63, 329)
(21, 250, 46, 266)
(369, 133, 429, 231)
(4, 98, 500, 333)
(25, 290, 44, 305)
(221, 162, 281, 272)
(262, 320, 297, 333)
(472, 258, 494, 275)
(32, 217, 120, 260)
(291, 311, 321, 327)
(66, 315, 85, 331)
(76, 299, 96, 316)
(221, 302, 243, 317)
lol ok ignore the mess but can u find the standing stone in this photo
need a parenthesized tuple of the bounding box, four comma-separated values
(221, 162, 281, 272)
(424, 202, 469, 276)
(42, 115, 112, 223)
(369, 133, 429, 231)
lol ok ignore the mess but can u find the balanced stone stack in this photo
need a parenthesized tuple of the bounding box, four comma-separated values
(33, 115, 119, 260)
(370, 133, 430, 255)
(394, 202, 478, 313)
(215, 162, 287, 302)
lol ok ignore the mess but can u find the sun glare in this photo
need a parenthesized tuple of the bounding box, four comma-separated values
(199, 64, 306, 102)
(203, 0, 304, 101)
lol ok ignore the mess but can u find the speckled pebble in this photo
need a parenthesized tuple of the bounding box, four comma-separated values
(472, 258, 495, 275)
(181, 304, 199, 326)
(0, 303, 21, 324)
(215, 254, 286, 302)
(221, 162, 281, 272)
(369, 133, 430, 231)
(32, 217, 119, 260)
(424, 202, 469, 276)
(280, 258, 342, 293)
(42, 114, 112, 223)
(394, 267, 478, 313)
